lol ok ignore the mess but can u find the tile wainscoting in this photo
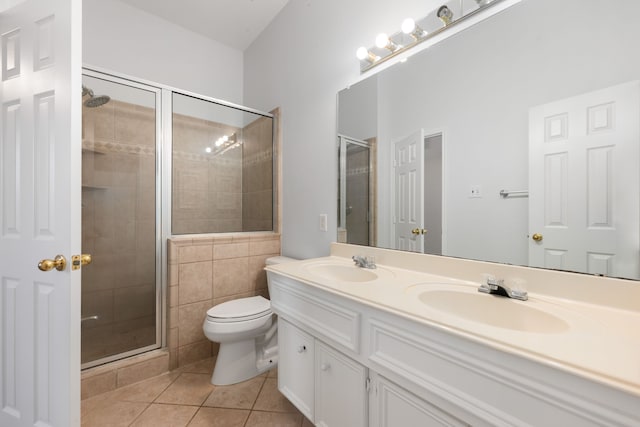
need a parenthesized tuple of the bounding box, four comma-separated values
(167, 232, 281, 370)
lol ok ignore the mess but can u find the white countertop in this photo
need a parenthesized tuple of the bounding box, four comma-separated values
(266, 248, 640, 398)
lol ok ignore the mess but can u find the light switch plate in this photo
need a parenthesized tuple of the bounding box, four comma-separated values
(319, 214, 328, 231)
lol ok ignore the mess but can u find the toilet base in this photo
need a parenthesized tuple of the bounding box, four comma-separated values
(211, 339, 262, 385)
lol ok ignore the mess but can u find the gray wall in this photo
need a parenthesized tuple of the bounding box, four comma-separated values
(244, 0, 441, 259)
(83, 0, 243, 103)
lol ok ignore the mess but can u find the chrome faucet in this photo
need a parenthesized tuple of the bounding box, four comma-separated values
(352, 255, 376, 269)
(478, 277, 528, 301)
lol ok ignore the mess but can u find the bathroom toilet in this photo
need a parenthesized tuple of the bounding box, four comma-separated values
(203, 256, 295, 385)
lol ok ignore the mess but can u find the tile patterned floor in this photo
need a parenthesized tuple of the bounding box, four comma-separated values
(81, 358, 313, 427)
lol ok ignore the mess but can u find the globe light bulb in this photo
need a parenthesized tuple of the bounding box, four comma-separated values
(375, 33, 390, 49)
(205, 147, 212, 153)
(356, 46, 369, 60)
(401, 18, 416, 34)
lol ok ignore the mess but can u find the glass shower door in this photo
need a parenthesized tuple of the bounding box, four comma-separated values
(338, 135, 375, 246)
(81, 73, 161, 367)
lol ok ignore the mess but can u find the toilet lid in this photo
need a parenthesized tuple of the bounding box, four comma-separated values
(206, 296, 271, 320)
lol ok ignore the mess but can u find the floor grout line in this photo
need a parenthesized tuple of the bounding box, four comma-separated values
(126, 401, 152, 427)
(82, 360, 302, 427)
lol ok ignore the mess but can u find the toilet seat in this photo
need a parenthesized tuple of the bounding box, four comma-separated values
(206, 296, 271, 323)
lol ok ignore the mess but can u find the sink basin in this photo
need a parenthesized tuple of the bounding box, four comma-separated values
(305, 264, 379, 282)
(417, 289, 570, 333)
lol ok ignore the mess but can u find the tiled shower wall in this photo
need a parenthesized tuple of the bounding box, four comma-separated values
(172, 113, 274, 234)
(167, 233, 281, 370)
(172, 113, 243, 234)
(242, 116, 274, 231)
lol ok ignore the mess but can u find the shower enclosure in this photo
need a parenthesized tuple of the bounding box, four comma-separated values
(338, 135, 376, 246)
(80, 69, 276, 368)
(81, 72, 162, 368)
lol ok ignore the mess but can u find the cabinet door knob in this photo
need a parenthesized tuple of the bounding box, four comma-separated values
(297, 345, 307, 353)
(321, 363, 331, 371)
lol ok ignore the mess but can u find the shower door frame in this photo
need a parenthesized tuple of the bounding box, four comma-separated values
(81, 68, 165, 369)
(338, 135, 376, 246)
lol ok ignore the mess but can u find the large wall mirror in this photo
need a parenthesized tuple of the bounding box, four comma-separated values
(337, 0, 640, 281)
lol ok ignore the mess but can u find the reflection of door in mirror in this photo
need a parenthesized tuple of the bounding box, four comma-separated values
(529, 81, 640, 278)
(393, 130, 443, 254)
(394, 130, 424, 252)
(338, 136, 377, 246)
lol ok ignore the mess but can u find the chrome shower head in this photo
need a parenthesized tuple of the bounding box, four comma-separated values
(82, 85, 110, 108)
(84, 94, 111, 108)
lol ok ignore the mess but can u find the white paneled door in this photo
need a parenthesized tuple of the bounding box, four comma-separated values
(529, 81, 640, 278)
(0, 0, 81, 426)
(393, 130, 425, 253)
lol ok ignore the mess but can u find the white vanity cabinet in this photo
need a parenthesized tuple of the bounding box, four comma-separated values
(369, 373, 469, 427)
(268, 262, 640, 427)
(278, 319, 315, 420)
(278, 318, 367, 427)
(315, 340, 368, 427)
(271, 273, 464, 427)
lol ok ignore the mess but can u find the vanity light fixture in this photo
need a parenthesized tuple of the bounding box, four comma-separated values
(208, 133, 238, 157)
(375, 33, 400, 52)
(356, 46, 379, 63)
(214, 134, 230, 147)
(356, 0, 509, 73)
(437, 5, 454, 26)
(401, 18, 427, 40)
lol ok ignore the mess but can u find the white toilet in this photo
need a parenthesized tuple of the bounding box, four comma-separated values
(202, 256, 294, 385)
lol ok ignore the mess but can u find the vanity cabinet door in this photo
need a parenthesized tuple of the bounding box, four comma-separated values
(315, 341, 368, 427)
(371, 375, 469, 427)
(278, 319, 315, 420)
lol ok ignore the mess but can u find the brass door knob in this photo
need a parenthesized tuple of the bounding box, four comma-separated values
(532, 233, 543, 242)
(411, 228, 428, 235)
(72, 254, 92, 271)
(38, 255, 67, 272)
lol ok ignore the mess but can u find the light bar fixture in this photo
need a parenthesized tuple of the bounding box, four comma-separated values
(356, 0, 502, 73)
(401, 18, 427, 40)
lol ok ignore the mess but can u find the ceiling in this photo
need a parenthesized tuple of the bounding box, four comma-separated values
(117, 0, 290, 51)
